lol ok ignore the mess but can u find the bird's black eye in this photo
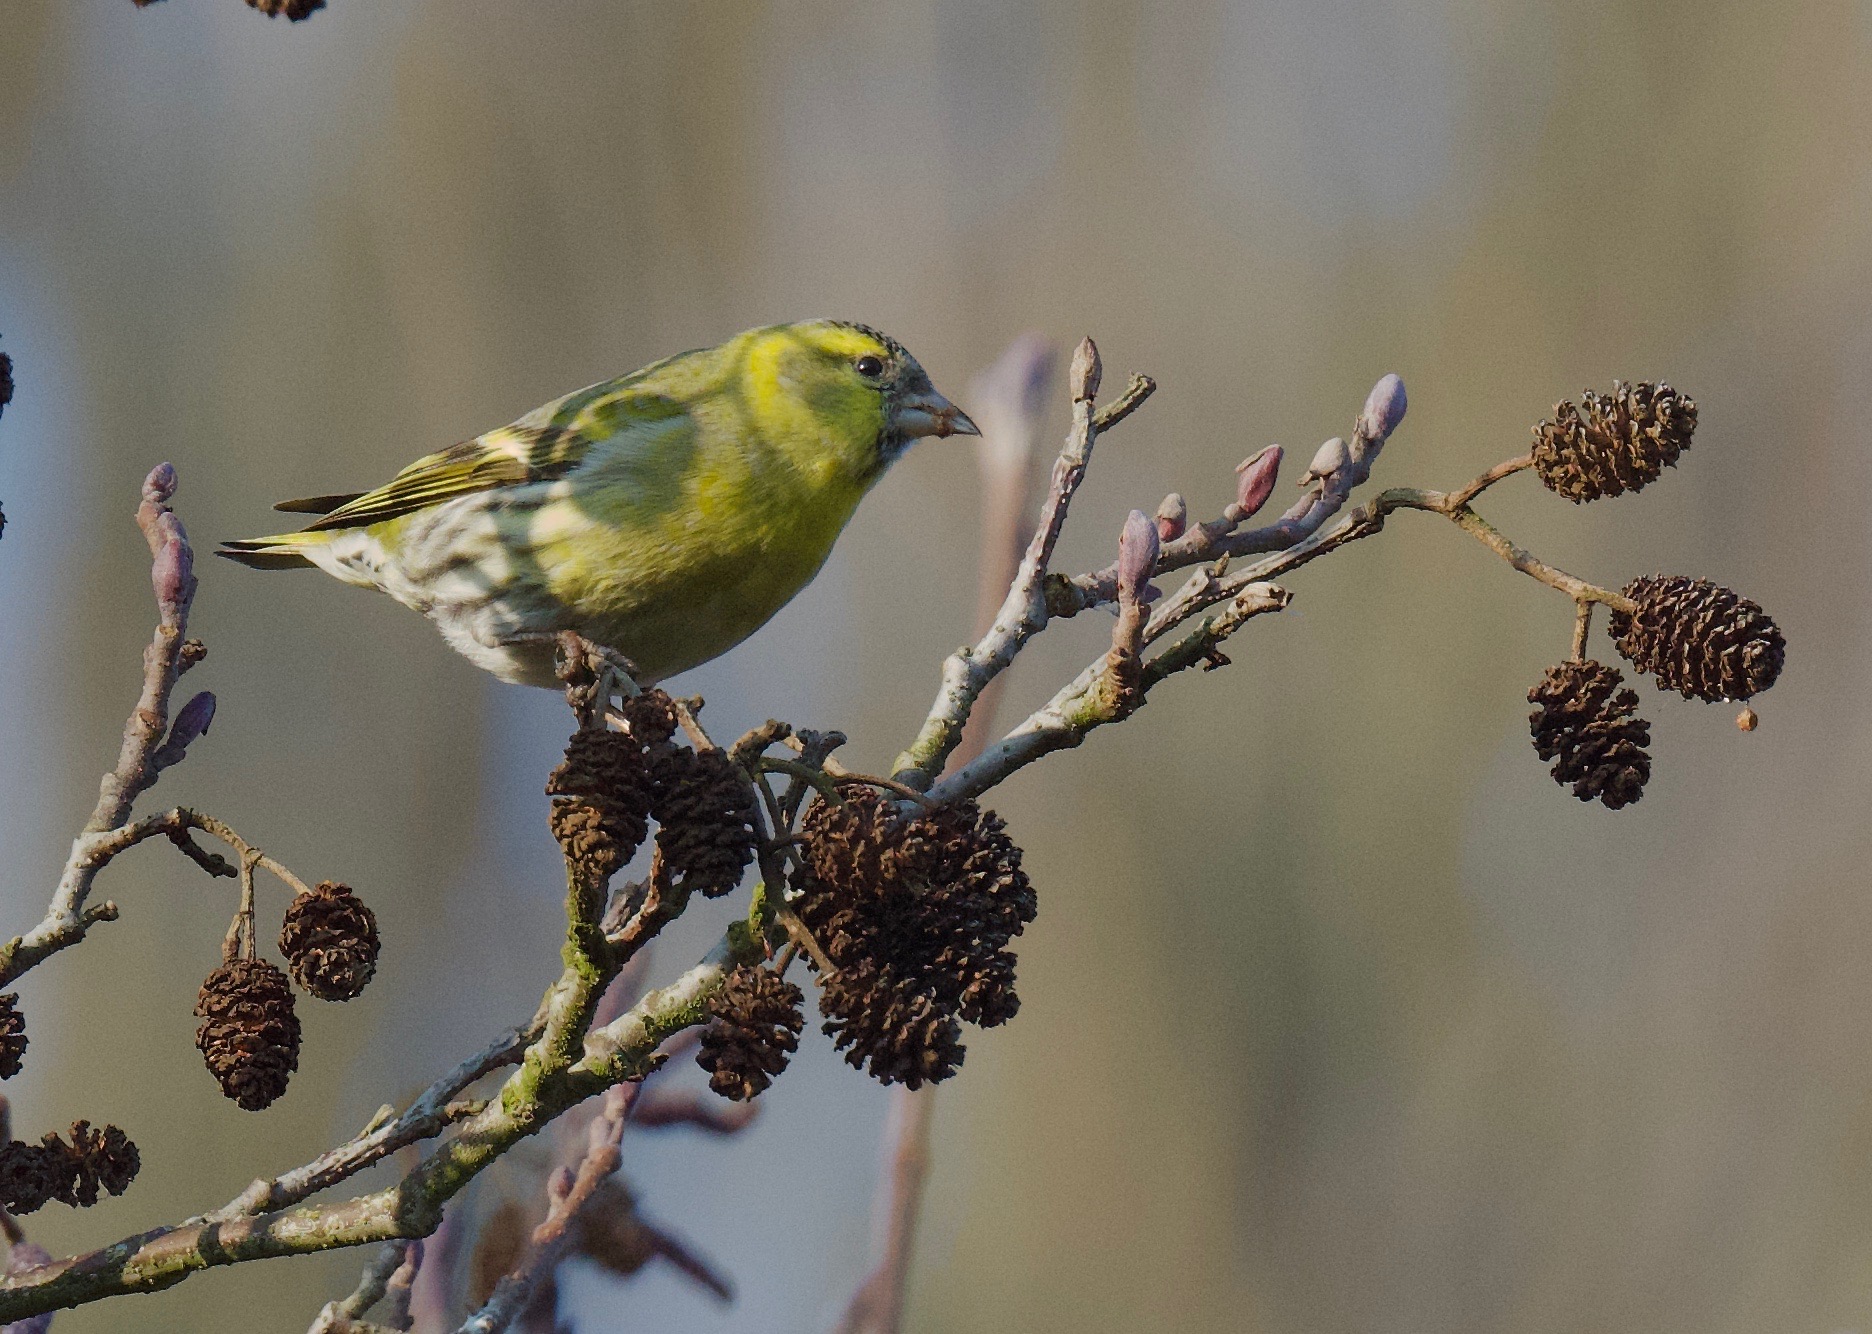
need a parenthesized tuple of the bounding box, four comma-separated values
(854, 354, 886, 379)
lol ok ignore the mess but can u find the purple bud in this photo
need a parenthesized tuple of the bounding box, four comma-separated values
(1070, 337, 1102, 402)
(151, 527, 194, 612)
(169, 690, 216, 746)
(1234, 445, 1283, 518)
(1357, 373, 1407, 441)
(1154, 493, 1188, 542)
(152, 690, 215, 770)
(143, 461, 178, 505)
(1116, 508, 1159, 602)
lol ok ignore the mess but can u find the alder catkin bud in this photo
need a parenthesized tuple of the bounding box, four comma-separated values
(1154, 493, 1188, 543)
(0, 349, 12, 421)
(153, 690, 216, 770)
(142, 462, 177, 506)
(151, 524, 193, 612)
(1231, 445, 1283, 520)
(1070, 337, 1102, 402)
(1357, 373, 1408, 442)
(1301, 437, 1351, 489)
(1116, 509, 1158, 604)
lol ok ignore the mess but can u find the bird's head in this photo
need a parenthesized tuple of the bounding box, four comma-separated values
(750, 321, 979, 482)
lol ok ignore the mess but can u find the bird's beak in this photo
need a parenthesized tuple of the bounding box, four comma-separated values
(896, 392, 981, 440)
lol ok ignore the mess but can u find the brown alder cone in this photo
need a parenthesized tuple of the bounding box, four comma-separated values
(547, 729, 655, 882)
(1610, 574, 1786, 702)
(1532, 381, 1696, 502)
(795, 789, 1036, 1087)
(279, 881, 380, 1001)
(1528, 660, 1652, 809)
(651, 748, 759, 898)
(696, 966, 804, 1101)
(194, 959, 301, 1110)
(50, 1122, 140, 1207)
(0, 994, 26, 1079)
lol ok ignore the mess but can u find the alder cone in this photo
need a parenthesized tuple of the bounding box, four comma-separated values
(1532, 381, 1696, 502)
(280, 881, 380, 1001)
(195, 959, 300, 1110)
(50, 1122, 139, 1207)
(615, 688, 679, 747)
(1609, 574, 1785, 702)
(1528, 660, 1652, 809)
(0, 1140, 65, 1215)
(652, 748, 759, 898)
(0, 993, 25, 1079)
(795, 790, 1036, 1088)
(547, 729, 655, 880)
(696, 965, 804, 1101)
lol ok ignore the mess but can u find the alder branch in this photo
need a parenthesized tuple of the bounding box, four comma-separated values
(0, 344, 1729, 1333)
(917, 369, 1634, 806)
(890, 340, 1147, 789)
(0, 924, 751, 1323)
(0, 464, 205, 985)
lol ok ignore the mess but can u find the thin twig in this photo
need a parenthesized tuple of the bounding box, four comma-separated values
(890, 337, 1111, 788)
(0, 465, 201, 985)
(454, 1085, 634, 1334)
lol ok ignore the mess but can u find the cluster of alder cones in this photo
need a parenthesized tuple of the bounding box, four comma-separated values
(546, 684, 1036, 1101)
(194, 881, 380, 1111)
(0, 995, 142, 1213)
(693, 783, 1036, 1099)
(1525, 382, 1786, 809)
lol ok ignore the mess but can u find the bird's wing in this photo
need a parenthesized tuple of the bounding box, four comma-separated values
(296, 379, 683, 533)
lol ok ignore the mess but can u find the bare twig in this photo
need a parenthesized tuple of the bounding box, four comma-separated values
(891, 337, 1131, 789)
(629, 1090, 759, 1135)
(0, 465, 201, 984)
(835, 1086, 937, 1334)
(307, 1240, 419, 1334)
(455, 1086, 633, 1334)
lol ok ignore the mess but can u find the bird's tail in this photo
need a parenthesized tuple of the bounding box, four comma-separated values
(217, 532, 320, 571)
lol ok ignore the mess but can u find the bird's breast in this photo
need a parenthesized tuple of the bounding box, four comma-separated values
(521, 459, 866, 680)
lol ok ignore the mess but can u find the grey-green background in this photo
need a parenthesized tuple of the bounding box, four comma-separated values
(0, 2, 1865, 1330)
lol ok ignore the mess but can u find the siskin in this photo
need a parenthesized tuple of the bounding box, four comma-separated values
(222, 321, 977, 686)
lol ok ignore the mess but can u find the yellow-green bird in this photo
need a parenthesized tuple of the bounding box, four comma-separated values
(220, 320, 977, 686)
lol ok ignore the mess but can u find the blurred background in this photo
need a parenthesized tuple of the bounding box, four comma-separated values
(0, 1, 1867, 1329)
